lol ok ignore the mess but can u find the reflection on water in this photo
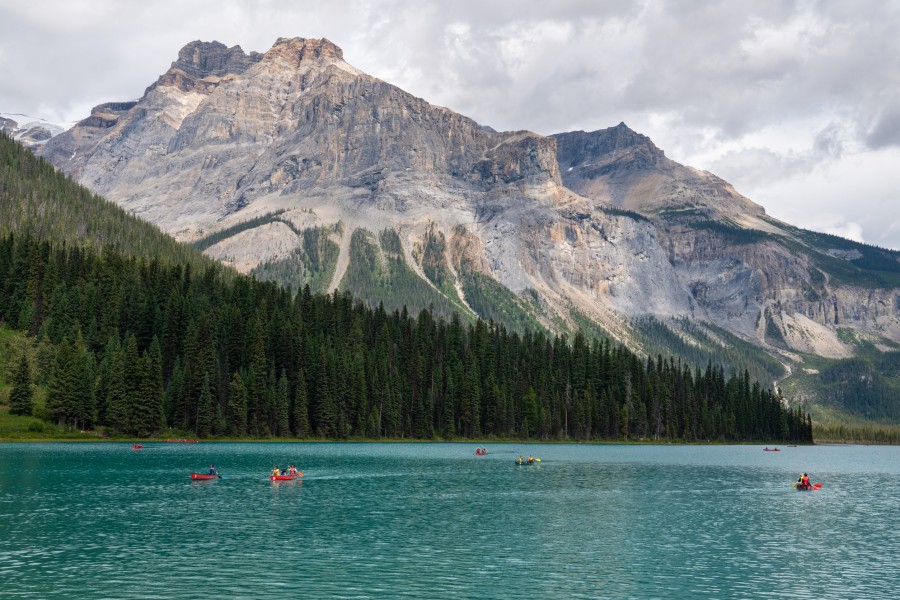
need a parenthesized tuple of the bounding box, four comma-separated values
(1, 443, 898, 598)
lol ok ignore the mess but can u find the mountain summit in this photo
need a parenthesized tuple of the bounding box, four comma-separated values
(40, 38, 900, 412)
(553, 122, 764, 220)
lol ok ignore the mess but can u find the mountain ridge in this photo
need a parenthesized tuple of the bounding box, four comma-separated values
(37, 37, 900, 421)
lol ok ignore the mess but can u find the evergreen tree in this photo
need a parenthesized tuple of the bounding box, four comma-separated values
(46, 331, 78, 427)
(122, 333, 141, 435)
(131, 338, 165, 437)
(163, 357, 184, 427)
(196, 372, 213, 437)
(275, 369, 290, 437)
(72, 330, 96, 430)
(292, 368, 310, 437)
(105, 339, 129, 433)
(8, 352, 34, 416)
(226, 370, 248, 436)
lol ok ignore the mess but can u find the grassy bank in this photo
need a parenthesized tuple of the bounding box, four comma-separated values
(0, 412, 815, 445)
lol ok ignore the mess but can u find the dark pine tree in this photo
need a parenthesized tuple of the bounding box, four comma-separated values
(8, 352, 34, 416)
(196, 372, 213, 438)
(226, 370, 248, 436)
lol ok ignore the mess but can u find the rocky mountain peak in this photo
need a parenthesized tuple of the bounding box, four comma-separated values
(171, 40, 262, 79)
(147, 40, 263, 96)
(553, 122, 665, 171)
(263, 37, 345, 68)
(551, 123, 766, 221)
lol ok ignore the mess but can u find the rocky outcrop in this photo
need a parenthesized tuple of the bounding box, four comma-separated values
(172, 40, 263, 79)
(148, 41, 263, 94)
(554, 123, 765, 221)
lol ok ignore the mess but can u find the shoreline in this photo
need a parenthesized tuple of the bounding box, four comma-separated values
(0, 435, 822, 445)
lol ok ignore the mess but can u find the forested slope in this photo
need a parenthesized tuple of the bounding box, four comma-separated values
(0, 132, 215, 270)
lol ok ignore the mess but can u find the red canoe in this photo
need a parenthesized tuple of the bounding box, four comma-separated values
(270, 474, 302, 481)
(191, 473, 218, 480)
(795, 483, 822, 491)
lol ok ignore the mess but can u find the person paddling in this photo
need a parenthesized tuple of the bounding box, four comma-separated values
(208, 464, 217, 476)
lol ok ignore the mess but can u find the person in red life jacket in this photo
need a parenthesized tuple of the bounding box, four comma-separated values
(797, 473, 811, 489)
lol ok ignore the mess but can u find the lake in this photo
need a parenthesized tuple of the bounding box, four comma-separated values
(1, 442, 898, 599)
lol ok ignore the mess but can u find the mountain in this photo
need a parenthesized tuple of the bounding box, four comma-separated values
(0, 131, 216, 270)
(1, 113, 66, 149)
(554, 124, 900, 353)
(39, 37, 900, 421)
(2, 127, 812, 444)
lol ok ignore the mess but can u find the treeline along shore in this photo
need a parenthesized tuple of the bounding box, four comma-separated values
(0, 231, 811, 442)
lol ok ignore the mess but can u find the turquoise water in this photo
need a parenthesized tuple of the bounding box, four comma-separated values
(1, 443, 898, 599)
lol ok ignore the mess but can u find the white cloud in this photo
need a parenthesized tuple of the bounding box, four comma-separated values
(737, 146, 900, 249)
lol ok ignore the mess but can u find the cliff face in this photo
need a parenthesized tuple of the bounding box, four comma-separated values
(554, 125, 900, 360)
(553, 124, 766, 222)
(40, 37, 900, 373)
(43, 38, 563, 235)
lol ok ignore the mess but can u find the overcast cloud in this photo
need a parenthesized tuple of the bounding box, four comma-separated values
(2, 0, 898, 249)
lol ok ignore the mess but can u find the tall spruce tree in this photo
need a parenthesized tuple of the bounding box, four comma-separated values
(196, 372, 213, 437)
(46, 331, 78, 427)
(71, 329, 96, 430)
(226, 370, 248, 436)
(105, 339, 129, 433)
(9, 352, 34, 416)
(130, 338, 164, 437)
(275, 368, 290, 437)
(122, 333, 142, 435)
(291, 368, 310, 438)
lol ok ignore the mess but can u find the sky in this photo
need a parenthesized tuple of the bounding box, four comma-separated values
(2, 0, 899, 250)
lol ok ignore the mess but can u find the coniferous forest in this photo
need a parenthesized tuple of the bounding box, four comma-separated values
(0, 232, 812, 442)
(0, 132, 812, 442)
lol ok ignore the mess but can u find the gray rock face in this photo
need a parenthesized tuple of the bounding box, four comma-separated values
(554, 124, 765, 220)
(556, 125, 900, 359)
(167, 40, 263, 81)
(39, 37, 900, 366)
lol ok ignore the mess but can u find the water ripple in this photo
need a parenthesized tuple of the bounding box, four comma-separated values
(1, 443, 898, 598)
